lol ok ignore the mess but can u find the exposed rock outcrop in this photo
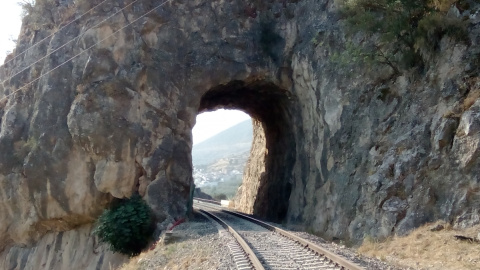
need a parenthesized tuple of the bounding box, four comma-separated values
(0, 225, 126, 270)
(0, 0, 479, 268)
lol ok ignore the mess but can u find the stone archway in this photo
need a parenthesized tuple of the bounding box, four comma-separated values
(197, 80, 297, 222)
(3, 0, 478, 268)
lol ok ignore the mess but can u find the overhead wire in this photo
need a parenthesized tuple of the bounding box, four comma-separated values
(0, 0, 173, 104)
(0, 0, 144, 87)
(3, 0, 110, 67)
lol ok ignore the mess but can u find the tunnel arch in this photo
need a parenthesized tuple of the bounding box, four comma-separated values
(197, 80, 297, 222)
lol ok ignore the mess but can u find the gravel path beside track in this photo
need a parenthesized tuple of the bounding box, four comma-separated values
(120, 212, 237, 270)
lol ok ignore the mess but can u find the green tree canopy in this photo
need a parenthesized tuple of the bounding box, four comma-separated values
(337, 0, 469, 72)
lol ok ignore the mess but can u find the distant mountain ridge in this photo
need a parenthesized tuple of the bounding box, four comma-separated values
(192, 120, 253, 166)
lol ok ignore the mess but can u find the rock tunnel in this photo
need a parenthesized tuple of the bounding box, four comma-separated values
(1, 0, 480, 267)
(197, 80, 297, 222)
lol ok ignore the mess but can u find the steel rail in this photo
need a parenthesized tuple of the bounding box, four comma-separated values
(197, 208, 265, 270)
(193, 198, 364, 270)
(222, 209, 365, 270)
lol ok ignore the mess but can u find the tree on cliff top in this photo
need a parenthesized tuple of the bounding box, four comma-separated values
(335, 0, 469, 73)
(17, 0, 36, 17)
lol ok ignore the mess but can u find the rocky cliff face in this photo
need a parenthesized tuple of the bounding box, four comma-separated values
(1, 0, 480, 268)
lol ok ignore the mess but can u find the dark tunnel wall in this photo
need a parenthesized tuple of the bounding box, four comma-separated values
(198, 80, 297, 222)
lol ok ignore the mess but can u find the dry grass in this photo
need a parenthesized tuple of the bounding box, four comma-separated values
(358, 221, 480, 269)
(442, 78, 480, 119)
(462, 89, 480, 111)
(461, 78, 480, 111)
(432, 0, 458, 12)
(119, 240, 213, 270)
(119, 248, 153, 270)
(118, 216, 232, 270)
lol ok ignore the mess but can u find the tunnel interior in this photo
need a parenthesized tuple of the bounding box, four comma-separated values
(198, 80, 297, 222)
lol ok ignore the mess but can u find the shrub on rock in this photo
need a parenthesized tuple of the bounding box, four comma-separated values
(93, 194, 155, 257)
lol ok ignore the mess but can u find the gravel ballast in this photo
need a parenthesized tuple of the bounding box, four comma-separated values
(121, 209, 408, 270)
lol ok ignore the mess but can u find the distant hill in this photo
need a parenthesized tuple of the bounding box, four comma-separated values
(193, 120, 253, 166)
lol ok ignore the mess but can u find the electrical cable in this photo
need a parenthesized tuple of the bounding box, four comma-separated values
(1, 0, 143, 87)
(0, 0, 173, 104)
(3, 0, 110, 67)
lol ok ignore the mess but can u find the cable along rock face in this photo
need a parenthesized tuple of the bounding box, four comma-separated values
(0, 0, 479, 268)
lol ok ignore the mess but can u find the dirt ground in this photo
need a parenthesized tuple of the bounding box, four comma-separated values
(358, 221, 480, 269)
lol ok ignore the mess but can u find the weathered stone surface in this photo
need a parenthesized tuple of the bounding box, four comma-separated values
(0, 0, 479, 268)
(382, 197, 408, 213)
(234, 119, 266, 213)
(452, 99, 480, 168)
(0, 224, 126, 270)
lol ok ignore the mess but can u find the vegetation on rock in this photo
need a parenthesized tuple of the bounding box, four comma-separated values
(199, 174, 243, 200)
(93, 195, 155, 257)
(335, 0, 469, 73)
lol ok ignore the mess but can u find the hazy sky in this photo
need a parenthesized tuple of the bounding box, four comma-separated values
(193, 110, 251, 145)
(0, 1, 22, 63)
(0, 2, 251, 145)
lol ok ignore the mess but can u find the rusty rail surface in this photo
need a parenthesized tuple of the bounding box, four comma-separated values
(197, 208, 265, 270)
(194, 198, 365, 270)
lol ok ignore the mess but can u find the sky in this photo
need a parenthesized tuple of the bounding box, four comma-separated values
(0, 1, 23, 63)
(193, 110, 251, 145)
(0, 2, 251, 145)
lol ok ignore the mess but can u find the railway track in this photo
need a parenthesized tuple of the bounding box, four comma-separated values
(193, 198, 364, 270)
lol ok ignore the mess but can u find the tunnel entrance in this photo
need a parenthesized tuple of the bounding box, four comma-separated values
(197, 80, 296, 222)
(192, 109, 252, 200)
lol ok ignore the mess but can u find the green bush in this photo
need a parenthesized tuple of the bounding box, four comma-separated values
(93, 195, 155, 257)
(336, 0, 469, 72)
